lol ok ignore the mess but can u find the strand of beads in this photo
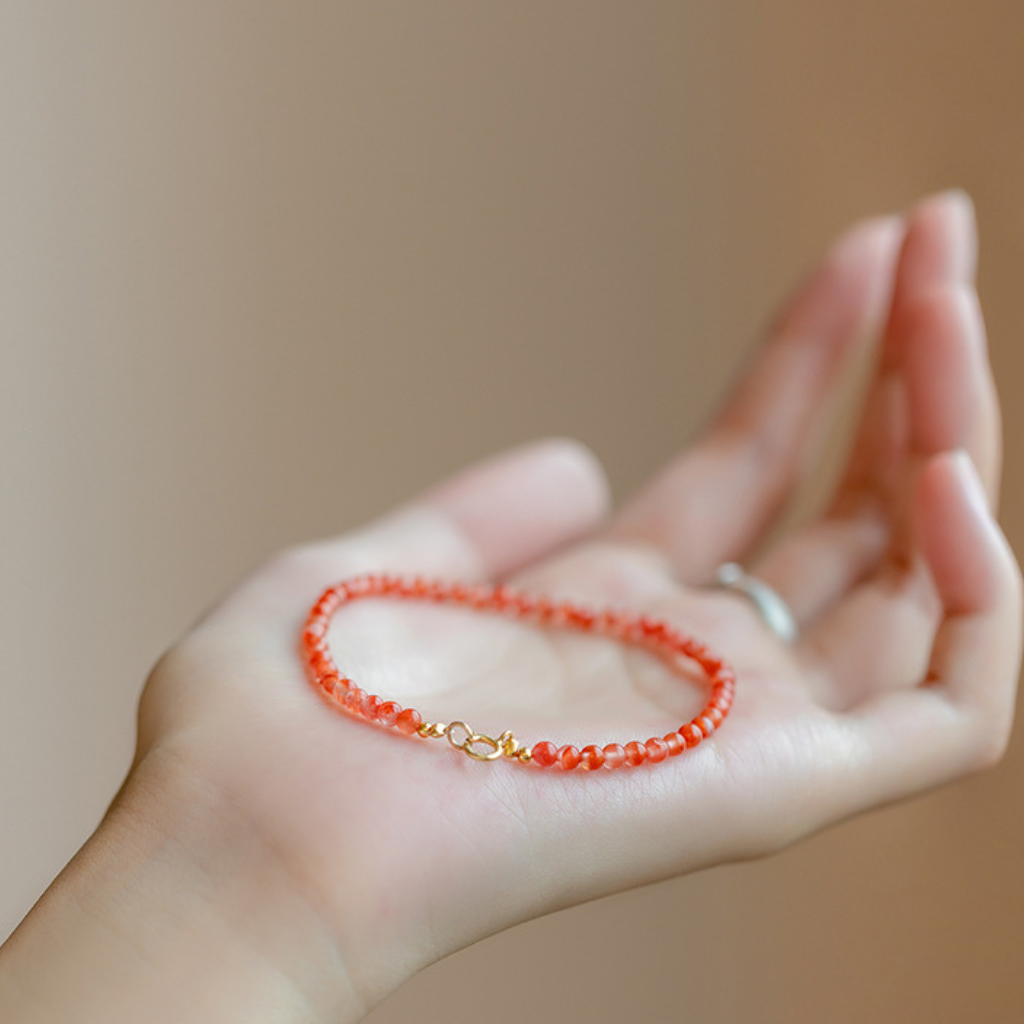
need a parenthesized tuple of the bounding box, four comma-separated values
(300, 573, 735, 771)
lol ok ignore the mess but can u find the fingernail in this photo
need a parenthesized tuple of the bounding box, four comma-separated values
(941, 187, 975, 221)
(833, 213, 903, 262)
(917, 187, 974, 221)
(943, 188, 977, 257)
(919, 188, 978, 283)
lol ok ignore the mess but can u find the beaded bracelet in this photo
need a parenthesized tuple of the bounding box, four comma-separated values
(301, 573, 734, 771)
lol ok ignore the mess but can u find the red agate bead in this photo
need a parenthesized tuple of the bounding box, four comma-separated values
(645, 737, 670, 764)
(531, 741, 558, 768)
(624, 741, 648, 767)
(558, 745, 582, 771)
(663, 732, 686, 757)
(396, 707, 423, 735)
(679, 723, 703, 748)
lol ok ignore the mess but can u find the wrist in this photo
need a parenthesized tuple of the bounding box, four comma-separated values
(0, 745, 374, 1024)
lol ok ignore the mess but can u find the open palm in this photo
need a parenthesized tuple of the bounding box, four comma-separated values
(134, 191, 1020, 1011)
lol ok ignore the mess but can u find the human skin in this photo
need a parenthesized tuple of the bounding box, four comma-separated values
(0, 191, 1019, 1023)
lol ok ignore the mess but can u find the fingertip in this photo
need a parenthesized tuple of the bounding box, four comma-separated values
(772, 211, 905, 349)
(828, 212, 905, 265)
(899, 188, 978, 290)
(535, 435, 613, 522)
(422, 437, 610, 576)
(912, 187, 975, 228)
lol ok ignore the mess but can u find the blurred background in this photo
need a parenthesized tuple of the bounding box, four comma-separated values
(2, 2, 1023, 1021)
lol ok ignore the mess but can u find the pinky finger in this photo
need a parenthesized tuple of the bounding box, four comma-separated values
(845, 450, 1021, 805)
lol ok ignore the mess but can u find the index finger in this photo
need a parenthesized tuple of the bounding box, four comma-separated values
(605, 214, 903, 582)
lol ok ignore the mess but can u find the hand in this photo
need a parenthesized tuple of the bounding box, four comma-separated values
(116, 191, 1021, 1017)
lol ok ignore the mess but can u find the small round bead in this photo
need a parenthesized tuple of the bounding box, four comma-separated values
(377, 701, 402, 727)
(624, 741, 648, 766)
(318, 672, 341, 694)
(696, 715, 716, 738)
(645, 737, 670, 763)
(663, 732, 686, 757)
(396, 708, 423, 735)
(580, 745, 605, 770)
(602, 743, 627, 769)
(679, 723, 703, 748)
(361, 693, 383, 720)
(558, 745, 582, 770)
(568, 607, 595, 628)
(531, 741, 558, 768)
(639, 617, 664, 638)
(705, 707, 724, 727)
(548, 605, 570, 627)
(343, 687, 366, 713)
(308, 652, 332, 674)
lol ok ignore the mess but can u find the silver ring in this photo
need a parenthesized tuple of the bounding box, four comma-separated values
(714, 562, 799, 643)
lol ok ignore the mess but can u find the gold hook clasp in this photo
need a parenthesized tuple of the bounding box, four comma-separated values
(417, 718, 531, 763)
(443, 721, 526, 762)
(445, 720, 503, 760)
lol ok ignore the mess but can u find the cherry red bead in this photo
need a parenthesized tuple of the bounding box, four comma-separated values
(510, 594, 536, 615)
(602, 743, 627, 769)
(377, 701, 402, 727)
(558, 745, 582, 771)
(318, 672, 341, 695)
(567, 607, 595, 628)
(679, 723, 703, 748)
(531, 741, 558, 768)
(696, 715, 716, 738)
(663, 732, 686, 757)
(639, 617, 665, 639)
(308, 652, 331, 675)
(396, 708, 423, 735)
(580, 745, 605, 770)
(624, 741, 648, 767)
(343, 687, 366, 714)
(645, 737, 670, 763)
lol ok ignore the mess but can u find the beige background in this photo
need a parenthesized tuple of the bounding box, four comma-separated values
(3, 2, 1023, 1021)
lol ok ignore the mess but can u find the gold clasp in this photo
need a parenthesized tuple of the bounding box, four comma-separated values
(446, 720, 502, 760)
(442, 720, 526, 762)
(417, 718, 531, 763)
